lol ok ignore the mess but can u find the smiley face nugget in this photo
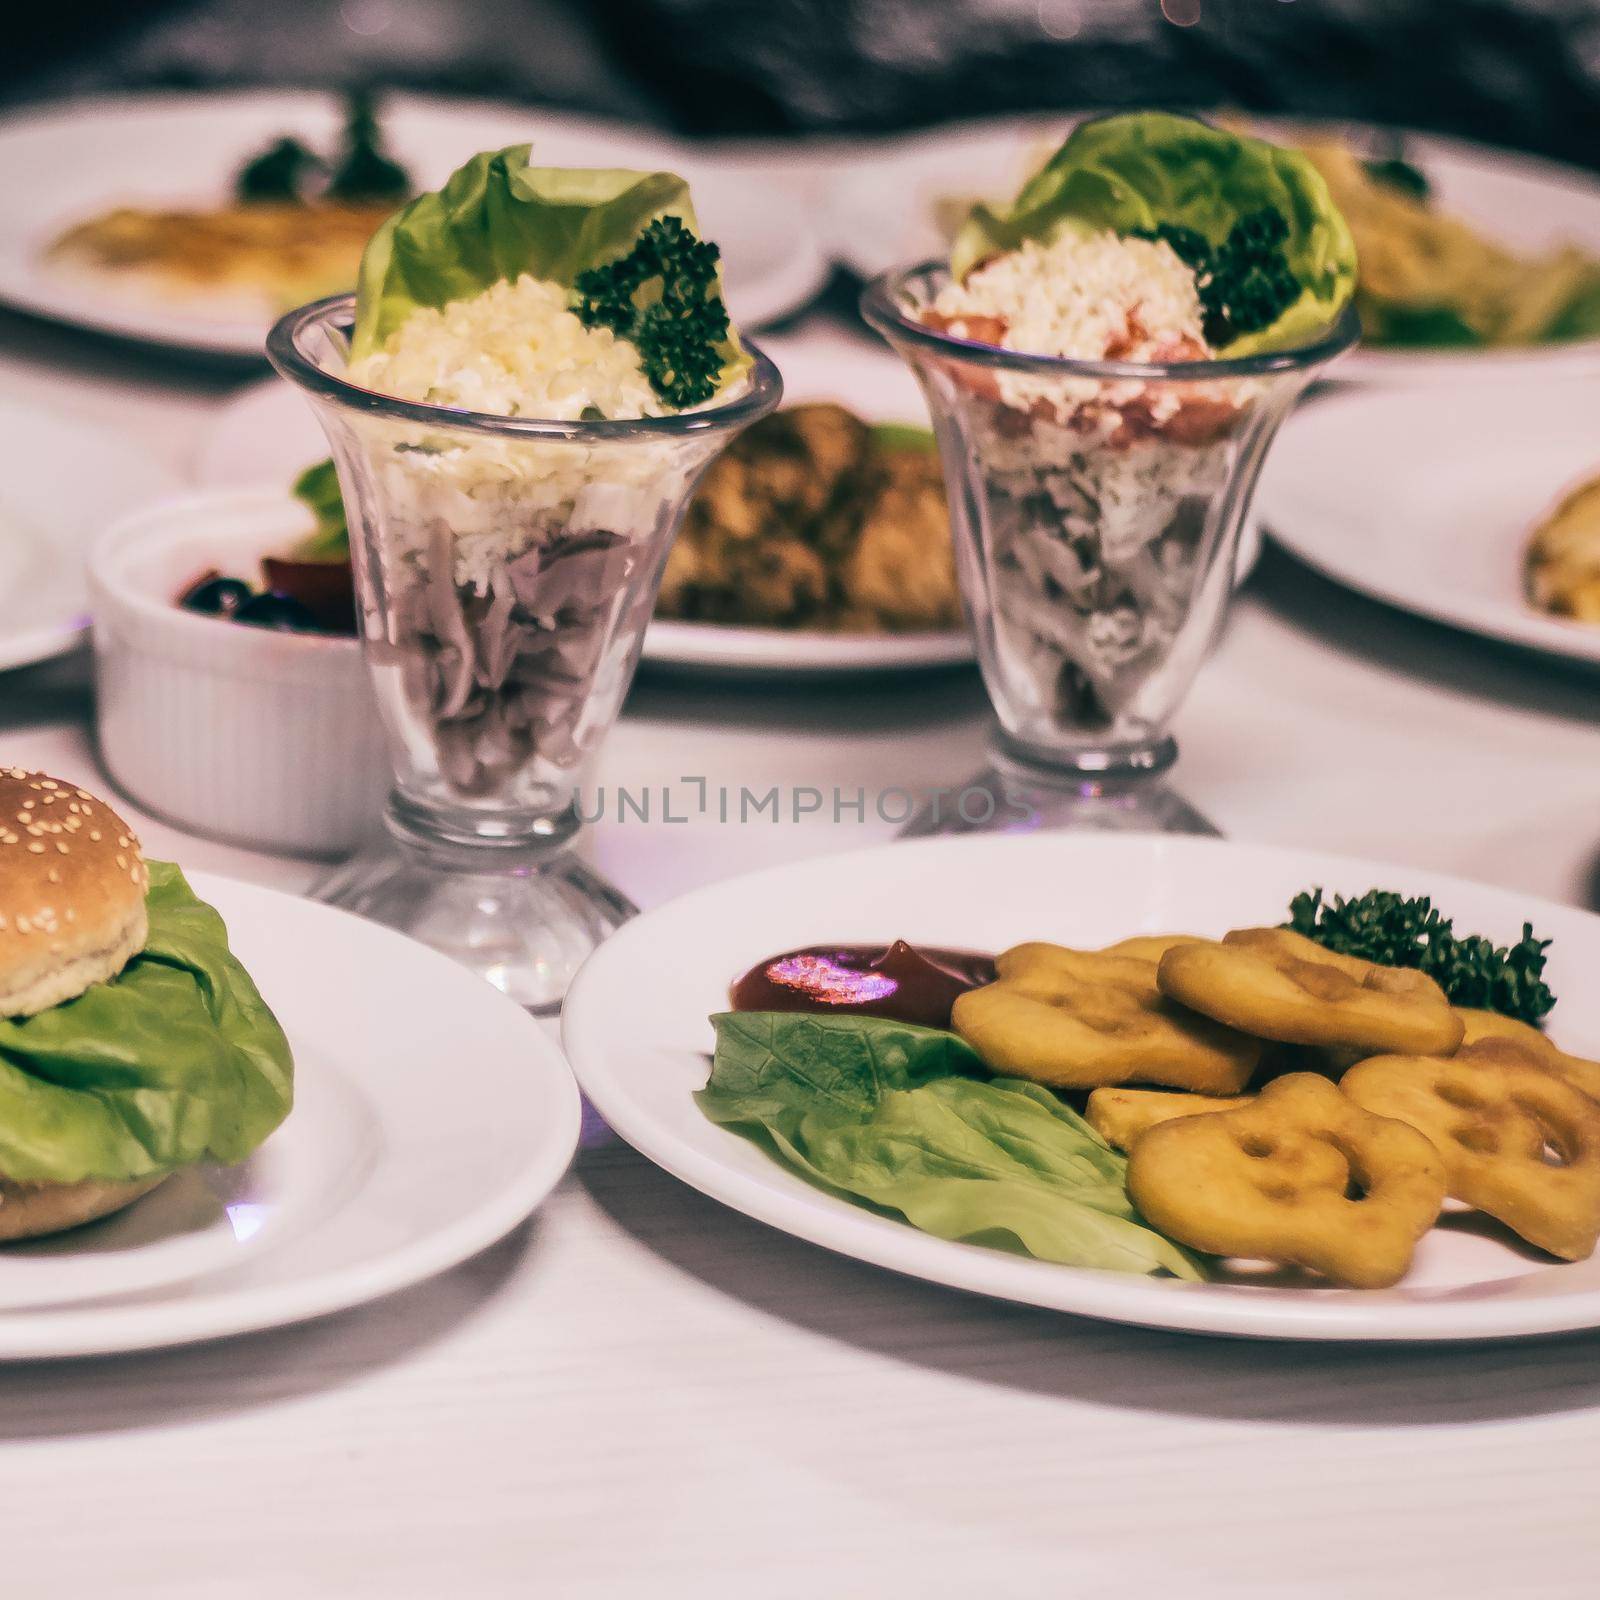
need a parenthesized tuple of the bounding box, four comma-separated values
(1127, 1074, 1447, 1288)
(1343, 1041, 1600, 1261)
(1455, 1009, 1600, 1105)
(1158, 928, 1464, 1058)
(953, 944, 1261, 1094)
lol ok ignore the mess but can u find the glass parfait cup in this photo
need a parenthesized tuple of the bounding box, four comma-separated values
(268, 295, 781, 1010)
(863, 263, 1359, 836)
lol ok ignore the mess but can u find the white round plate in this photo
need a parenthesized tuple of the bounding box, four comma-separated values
(197, 337, 1259, 676)
(0, 400, 175, 673)
(564, 832, 1600, 1341)
(0, 870, 579, 1358)
(0, 90, 827, 355)
(823, 114, 1600, 384)
(1258, 381, 1600, 668)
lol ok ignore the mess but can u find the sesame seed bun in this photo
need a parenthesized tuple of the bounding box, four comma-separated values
(0, 768, 150, 1019)
(0, 1174, 166, 1242)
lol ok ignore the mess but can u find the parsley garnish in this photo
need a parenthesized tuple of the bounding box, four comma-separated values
(1286, 888, 1555, 1025)
(1133, 208, 1300, 346)
(236, 137, 322, 203)
(573, 216, 731, 408)
(1363, 156, 1431, 204)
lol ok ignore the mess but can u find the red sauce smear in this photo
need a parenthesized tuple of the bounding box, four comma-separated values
(730, 941, 996, 1030)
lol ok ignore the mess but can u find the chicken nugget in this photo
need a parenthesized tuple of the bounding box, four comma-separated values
(1158, 928, 1463, 1057)
(1086, 1086, 1254, 1152)
(1343, 1041, 1600, 1260)
(1128, 1074, 1447, 1288)
(953, 945, 1260, 1093)
(1456, 1009, 1600, 1103)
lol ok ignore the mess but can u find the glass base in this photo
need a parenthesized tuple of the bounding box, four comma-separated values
(901, 735, 1219, 839)
(312, 821, 636, 1014)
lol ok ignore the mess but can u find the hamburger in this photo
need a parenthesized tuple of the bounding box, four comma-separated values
(0, 767, 292, 1241)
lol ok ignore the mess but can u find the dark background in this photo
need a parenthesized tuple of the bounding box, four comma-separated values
(7, 0, 1600, 168)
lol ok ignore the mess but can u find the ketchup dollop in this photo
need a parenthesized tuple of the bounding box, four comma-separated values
(730, 941, 996, 1030)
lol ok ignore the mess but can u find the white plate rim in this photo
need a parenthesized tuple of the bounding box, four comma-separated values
(1258, 385, 1600, 669)
(563, 831, 1600, 1343)
(0, 399, 176, 673)
(641, 617, 973, 672)
(0, 869, 581, 1359)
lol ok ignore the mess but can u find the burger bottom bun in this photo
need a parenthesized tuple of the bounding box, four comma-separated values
(0, 1173, 168, 1243)
(0, 904, 148, 1019)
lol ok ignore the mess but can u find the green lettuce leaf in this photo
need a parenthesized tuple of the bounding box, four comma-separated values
(1359, 301, 1483, 348)
(351, 143, 748, 393)
(950, 111, 1358, 356)
(1545, 271, 1600, 342)
(869, 421, 937, 454)
(0, 863, 293, 1184)
(697, 1011, 1204, 1279)
(289, 457, 349, 561)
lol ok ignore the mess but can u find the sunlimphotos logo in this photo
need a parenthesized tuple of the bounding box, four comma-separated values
(575, 778, 1032, 828)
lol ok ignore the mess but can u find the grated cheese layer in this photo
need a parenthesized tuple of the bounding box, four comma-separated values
(347, 274, 667, 421)
(930, 227, 1208, 361)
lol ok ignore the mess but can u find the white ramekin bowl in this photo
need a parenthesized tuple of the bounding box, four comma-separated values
(89, 487, 390, 856)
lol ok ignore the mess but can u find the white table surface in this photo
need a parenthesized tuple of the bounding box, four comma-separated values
(3, 299, 1600, 1599)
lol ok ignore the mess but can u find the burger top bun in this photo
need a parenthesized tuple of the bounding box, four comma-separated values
(0, 768, 150, 1019)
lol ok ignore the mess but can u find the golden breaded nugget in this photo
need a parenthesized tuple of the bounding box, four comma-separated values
(954, 946, 1260, 1093)
(1158, 928, 1463, 1057)
(998, 936, 1206, 981)
(1127, 1074, 1446, 1288)
(1456, 1009, 1600, 1103)
(1343, 1041, 1600, 1261)
(1099, 934, 1210, 964)
(1086, 1087, 1254, 1152)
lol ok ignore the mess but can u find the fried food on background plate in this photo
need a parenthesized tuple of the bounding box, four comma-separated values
(1086, 1086, 1255, 1152)
(953, 944, 1261, 1094)
(837, 440, 961, 630)
(1525, 472, 1600, 625)
(47, 202, 396, 317)
(657, 403, 860, 627)
(1158, 927, 1464, 1057)
(1127, 1074, 1448, 1289)
(1343, 1041, 1600, 1260)
(656, 403, 960, 633)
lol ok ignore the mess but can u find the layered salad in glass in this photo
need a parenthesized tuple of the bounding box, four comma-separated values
(898, 113, 1358, 745)
(320, 149, 752, 807)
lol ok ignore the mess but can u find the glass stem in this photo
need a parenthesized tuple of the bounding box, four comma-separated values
(899, 732, 1220, 839)
(383, 789, 582, 860)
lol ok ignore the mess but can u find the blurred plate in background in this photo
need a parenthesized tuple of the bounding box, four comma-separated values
(1258, 381, 1600, 668)
(822, 114, 1600, 385)
(0, 400, 175, 672)
(0, 91, 828, 356)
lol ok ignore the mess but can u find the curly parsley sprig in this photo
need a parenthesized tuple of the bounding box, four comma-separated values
(573, 216, 731, 408)
(1286, 888, 1555, 1025)
(1132, 208, 1300, 347)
